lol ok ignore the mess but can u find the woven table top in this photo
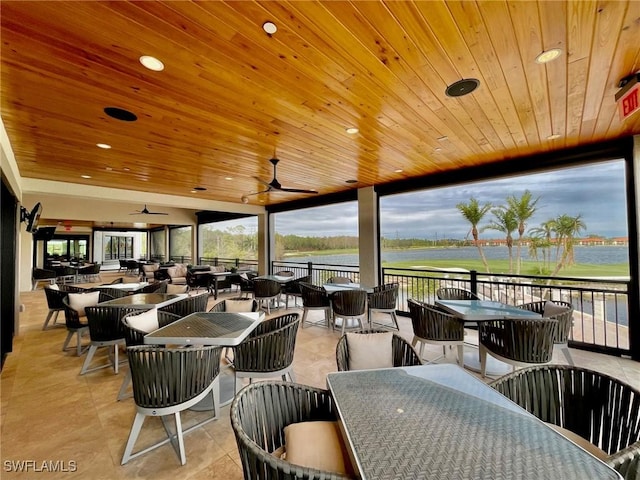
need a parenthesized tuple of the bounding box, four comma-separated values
(145, 311, 263, 346)
(327, 365, 620, 480)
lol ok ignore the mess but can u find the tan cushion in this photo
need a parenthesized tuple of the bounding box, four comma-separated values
(545, 423, 608, 460)
(211, 265, 226, 273)
(225, 298, 255, 313)
(166, 284, 189, 294)
(125, 308, 159, 333)
(49, 283, 59, 291)
(283, 421, 354, 475)
(543, 301, 569, 318)
(68, 291, 100, 317)
(166, 266, 178, 278)
(142, 264, 158, 274)
(271, 445, 286, 459)
(346, 332, 394, 371)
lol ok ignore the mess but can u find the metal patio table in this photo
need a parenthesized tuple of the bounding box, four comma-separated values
(326, 364, 622, 480)
(97, 292, 186, 309)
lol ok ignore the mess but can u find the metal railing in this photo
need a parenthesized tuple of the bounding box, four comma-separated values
(199, 257, 258, 271)
(272, 260, 631, 357)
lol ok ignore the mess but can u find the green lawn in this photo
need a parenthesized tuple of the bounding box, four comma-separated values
(382, 258, 629, 278)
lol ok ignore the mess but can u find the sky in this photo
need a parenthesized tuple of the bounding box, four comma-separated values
(216, 160, 629, 239)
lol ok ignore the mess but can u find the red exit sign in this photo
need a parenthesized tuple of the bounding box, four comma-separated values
(616, 74, 640, 120)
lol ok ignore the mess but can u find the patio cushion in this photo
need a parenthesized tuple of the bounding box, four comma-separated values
(545, 423, 608, 460)
(283, 421, 354, 475)
(49, 283, 59, 291)
(68, 291, 100, 317)
(211, 265, 226, 273)
(346, 332, 393, 371)
(126, 308, 159, 333)
(166, 284, 189, 294)
(225, 298, 255, 313)
(543, 301, 569, 318)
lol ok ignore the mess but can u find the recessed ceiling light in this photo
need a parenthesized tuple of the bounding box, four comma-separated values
(395, 169, 403, 173)
(224, 177, 233, 181)
(345, 127, 359, 134)
(104, 107, 137, 122)
(105, 166, 113, 171)
(81, 175, 91, 179)
(547, 133, 562, 140)
(190, 190, 197, 194)
(445, 78, 480, 97)
(96, 143, 111, 149)
(437, 136, 448, 142)
(139, 55, 164, 71)
(262, 21, 277, 35)
(123, 167, 131, 171)
(535, 48, 562, 64)
(434, 147, 442, 152)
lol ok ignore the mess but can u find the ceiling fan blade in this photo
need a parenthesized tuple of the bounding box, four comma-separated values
(253, 176, 272, 188)
(279, 187, 319, 194)
(146, 212, 169, 215)
(244, 189, 271, 197)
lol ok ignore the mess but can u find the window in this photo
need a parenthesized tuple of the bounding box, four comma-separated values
(199, 218, 258, 261)
(150, 229, 166, 262)
(169, 226, 192, 263)
(103, 235, 133, 260)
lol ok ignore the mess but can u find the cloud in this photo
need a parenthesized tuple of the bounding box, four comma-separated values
(210, 160, 629, 238)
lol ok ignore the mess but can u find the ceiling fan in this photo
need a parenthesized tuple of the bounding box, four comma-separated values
(241, 157, 318, 203)
(129, 205, 168, 215)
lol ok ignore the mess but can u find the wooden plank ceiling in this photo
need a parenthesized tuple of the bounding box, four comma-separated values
(2, 1, 639, 207)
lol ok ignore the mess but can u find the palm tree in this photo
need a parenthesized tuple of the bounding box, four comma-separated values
(457, 198, 492, 272)
(528, 220, 555, 271)
(507, 190, 540, 274)
(484, 206, 517, 273)
(550, 214, 586, 275)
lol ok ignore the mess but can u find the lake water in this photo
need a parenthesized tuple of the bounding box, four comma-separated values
(283, 245, 629, 267)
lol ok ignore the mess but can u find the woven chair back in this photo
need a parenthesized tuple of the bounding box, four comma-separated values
(44, 287, 68, 310)
(252, 278, 282, 298)
(121, 311, 181, 346)
(335, 330, 422, 371)
(518, 300, 574, 344)
(436, 287, 479, 300)
(84, 305, 138, 342)
(408, 299, 465, 342)
(368, 283, 399, 309)
(479, 317, 557, 364)
(331, 289, 367, 316)
(127, 345, 221, 409)
(159, 293, 208, 317)
(230, 382, 345, 480)
(299, 282, 331, 308)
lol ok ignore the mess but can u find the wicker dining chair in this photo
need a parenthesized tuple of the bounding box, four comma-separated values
(80, 305, 139, 375)
(97, 287, 129, 299)
(479, 317, 558, 377)
(299, 282, 332, 328)
(231, 381, 353, 480)
(327, 276, 351, 284)
(335, 330, 422, 371)
(42, 286, 68, 330)
(208, 297, 258, 365)
(436, 287, 480, 300)
(517, 300, 575, 365)
(407, 299, 465, 366)
(367, 283, 399, 330)
(117, 310, 181, 401)
(158, 292, 208, 317)
(121, 345, 222, 466)
(252, 278, 283, 314)
(282, 275, 311, 308)
(490, 365, 640, 479)
(331, 289, 368, 335)
(61, 291, 114, 356)
(232, 313, 300, 393)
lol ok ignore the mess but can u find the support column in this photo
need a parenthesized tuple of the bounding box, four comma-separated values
(257, 211, 270, 275)
(629, 135, 640, 360)
(358, 186, 379, 288)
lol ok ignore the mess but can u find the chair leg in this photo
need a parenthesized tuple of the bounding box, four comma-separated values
(301, 308, 309, 328)
(479, 344, 487, 378)
(117, 369, 132, 401)
(121, 413, 146, 465)
(456, 345, 464, 367)
(288, 371, 296, 382)
(62, 331, 74, 352)
(212, 376, 220, 421)
(42, 310, 55, 330)
(80, 345, 98, 375)
(391, 311, 399, 330)
(561, 346, 574, 365)
(174, 412, 186, 465)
